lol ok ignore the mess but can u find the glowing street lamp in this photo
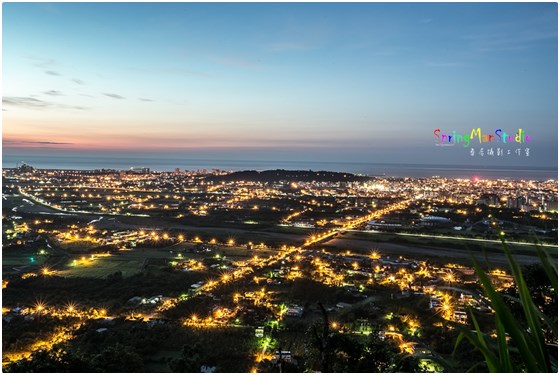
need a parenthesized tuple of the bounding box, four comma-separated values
(35, 302, 45, 314)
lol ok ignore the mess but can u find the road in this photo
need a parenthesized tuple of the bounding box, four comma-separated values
(352, 229, 558, 248)
(17, 187, 150, 218)
(302, 199, 413, 247)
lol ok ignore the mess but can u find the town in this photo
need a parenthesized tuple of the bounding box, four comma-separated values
(2, 165, 558, 372)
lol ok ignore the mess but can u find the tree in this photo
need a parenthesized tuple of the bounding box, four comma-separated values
(3, 346, 91, 373)
(304, 303, 418, 372)
(90, 343, 144, 372)
(168, 343, 204, 372)
(306, 303, 334, 372)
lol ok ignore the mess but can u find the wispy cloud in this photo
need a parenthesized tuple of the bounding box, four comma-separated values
(4, 140, 73, 145)
(464, 21, 557, 53)
(103, 93, 126, 99)
(72, 78, 85, 85)
(3, 96, 88, 110)
(43, 90, 63, 96)
(122, 65, 212, 79)
(139, 98, 154, 102)
(472, 31, 556, 52)
(210, 56, 259, 69)
(163, 67, 212, 78)
(26, 56, 56, 69)
(44, 70, 61, 76)
(3, 97, 51, 109)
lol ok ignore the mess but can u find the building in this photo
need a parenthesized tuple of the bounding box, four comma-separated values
(285, 305, 304, 317)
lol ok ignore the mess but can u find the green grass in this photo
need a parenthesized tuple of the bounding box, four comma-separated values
(455, 236, 557, 372)
(58, 258, 146, 278)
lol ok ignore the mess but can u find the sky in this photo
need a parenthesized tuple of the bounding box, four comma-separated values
(2, 2, 558, 169)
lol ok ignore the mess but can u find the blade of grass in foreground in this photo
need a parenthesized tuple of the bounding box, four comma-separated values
(533, 240, 558, 297)
(495, 316, 513, 372)
(454, 309, 503, 372)
(472, 258, 540, 372)
(500, 238, 551, 372)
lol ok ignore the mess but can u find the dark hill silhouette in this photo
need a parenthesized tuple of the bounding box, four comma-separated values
(205, 169, 369, 183)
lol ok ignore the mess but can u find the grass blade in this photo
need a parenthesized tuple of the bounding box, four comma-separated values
(472, 257, 540, 372)
(500, 239, 551, 372)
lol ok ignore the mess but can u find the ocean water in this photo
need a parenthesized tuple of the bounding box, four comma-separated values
(2, 154, 557, 180)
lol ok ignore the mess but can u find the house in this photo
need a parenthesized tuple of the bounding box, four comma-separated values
(285, 305, 304, 317)
(453, 310, 468, 324)
(336, 302, 352, 309)
(274, 351, 293, 362)
(255, 327, 264, 337)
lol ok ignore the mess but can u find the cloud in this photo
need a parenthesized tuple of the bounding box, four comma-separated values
(72, 78, 85, 85)
(210, 56, 258, 69)
(166, 68, 212, 78)
(3, 97, 52, 109)
(44, 70, 61, 76)
(26, 56, 56, 69)
(464, 22, 557, 53)
(103, 93, 126, 99)
(4, 140, 73, 145)
(139, 98, 154, 102)
(43, 90, 63, 96)
(124, 65, 212, 78)
(3, 96, 88, 110)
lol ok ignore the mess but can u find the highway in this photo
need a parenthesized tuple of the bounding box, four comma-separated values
(302, 199, 413, 248)
(351, 229, 557, 249)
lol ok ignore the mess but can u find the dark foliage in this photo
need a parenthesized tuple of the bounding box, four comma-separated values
(206, 169, 369, 183)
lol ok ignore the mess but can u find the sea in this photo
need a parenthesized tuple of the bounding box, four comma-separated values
(2, 154, 557, 180)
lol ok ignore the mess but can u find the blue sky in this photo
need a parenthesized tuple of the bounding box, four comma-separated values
(2, 2, 558, 168)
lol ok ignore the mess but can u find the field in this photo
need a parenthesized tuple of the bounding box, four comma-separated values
(54, 243, 267, 279)
(2, 248, 51, 276)
(57, 256, 147, 279)
(55, 248, 176, 279)
(323, 230, 558, 266)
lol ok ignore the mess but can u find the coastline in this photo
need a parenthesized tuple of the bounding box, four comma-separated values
(3, 155, 558, 180)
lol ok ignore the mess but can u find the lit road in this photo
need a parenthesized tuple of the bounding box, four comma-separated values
(17, 187, 150, 218)
(302, 199, 413, 248)
(350, 229, 558, 249)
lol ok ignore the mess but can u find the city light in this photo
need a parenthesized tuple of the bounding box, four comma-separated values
(2, 159, 556, 372)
